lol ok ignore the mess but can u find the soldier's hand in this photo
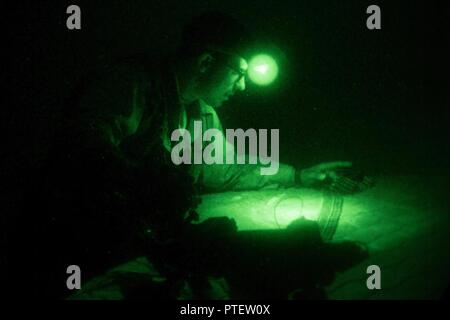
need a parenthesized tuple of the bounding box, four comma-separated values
(296, 161, 352, 188)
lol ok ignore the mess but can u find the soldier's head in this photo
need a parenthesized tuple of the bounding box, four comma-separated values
(176, 11, 250, 108)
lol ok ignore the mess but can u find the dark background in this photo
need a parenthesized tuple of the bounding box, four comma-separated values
(4, 0, 449, 177)
(2, 0, 449, 300)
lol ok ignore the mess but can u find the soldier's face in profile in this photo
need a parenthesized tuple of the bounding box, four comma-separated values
(198, 55, 248, 108)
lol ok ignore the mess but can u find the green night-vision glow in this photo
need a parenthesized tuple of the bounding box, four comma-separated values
(248, 54, 279, 86)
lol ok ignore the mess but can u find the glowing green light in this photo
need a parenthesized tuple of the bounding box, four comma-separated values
(255, 64, 268, 74)
(248, 54, 279, 86)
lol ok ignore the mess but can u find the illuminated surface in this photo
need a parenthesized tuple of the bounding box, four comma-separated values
(196, 189, 325, 231)
(70, 176, 450, 299)
(197, 176, 450, 299)
(248, 54, 279, 86)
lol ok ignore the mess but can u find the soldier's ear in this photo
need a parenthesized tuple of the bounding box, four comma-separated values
(197, 52, 214, 73)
